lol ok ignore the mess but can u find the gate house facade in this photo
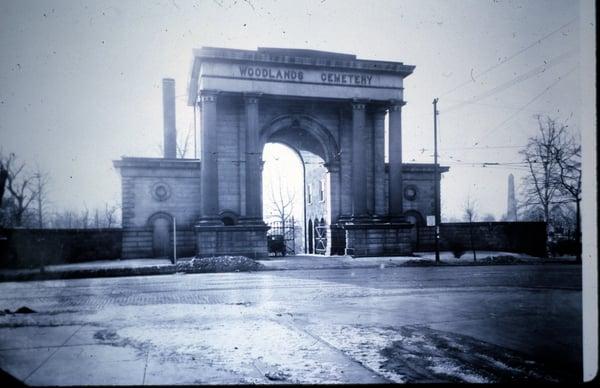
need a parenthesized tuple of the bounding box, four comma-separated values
(114, 47, 447, 258)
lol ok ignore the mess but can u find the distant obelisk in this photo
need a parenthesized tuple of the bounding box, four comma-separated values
(506, 174, 517, 221)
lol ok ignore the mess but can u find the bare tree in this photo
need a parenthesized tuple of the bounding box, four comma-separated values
(481, 213, 496, 222)
(49, 209, 75, 228)
(94, 208, 101, 228)
(0, 163, 7, 208)
(33, 165, 50, 228)
(104, 202, 120, 228)
(553, 133, 582, 262)
(463, 195, 478, 262)
(79, 206, 90, 229)
(176, 124, 194, 159)
(0, 153, 37, 227)
(519, 116, 567, 257)
(269, 175, 296, 227)
(156, 124, 195, 159)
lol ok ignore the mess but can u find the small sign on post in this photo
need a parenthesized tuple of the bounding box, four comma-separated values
(426, 215, 436, 227)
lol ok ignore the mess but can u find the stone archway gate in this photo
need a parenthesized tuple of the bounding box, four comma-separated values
(186, 47, 420, 258)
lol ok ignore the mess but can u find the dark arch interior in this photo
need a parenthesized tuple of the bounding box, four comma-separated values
(221, 216, 235, 226)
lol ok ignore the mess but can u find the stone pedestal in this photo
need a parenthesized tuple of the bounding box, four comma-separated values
(194, 224, 270, 259)
(342, 222, 413, 257)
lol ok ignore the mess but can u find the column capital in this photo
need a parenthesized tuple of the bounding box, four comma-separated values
(243, 92, 262, 104)
(199, 89, 219, 102)
(351, 99, 369, 110)
(389, 99, 407, 111)
(371, 105, 389, 115)
(323, 160, 341, 173)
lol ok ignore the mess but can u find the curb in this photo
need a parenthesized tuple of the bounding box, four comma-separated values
(0, 259, 579, 282)
(0, 265, 179, 282)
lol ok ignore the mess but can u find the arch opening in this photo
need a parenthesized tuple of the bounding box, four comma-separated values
(147, 212, 173, 259)
(262, 137, 331, 255)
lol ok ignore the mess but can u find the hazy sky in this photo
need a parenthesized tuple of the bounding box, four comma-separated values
(0, 0, 593, 220)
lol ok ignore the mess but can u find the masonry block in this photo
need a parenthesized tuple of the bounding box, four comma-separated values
(195, 224, 270, 259)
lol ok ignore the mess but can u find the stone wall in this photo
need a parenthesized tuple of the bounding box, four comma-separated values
(114, 158, 202, 228)
(0, 228, 122, 268)
(121, 227, 196, 259)
(415, 222, 547, 257)
(195, 225, 269, 259)
(114, 157, 201, 258)
(382, 163, 449, 226)
(344, 223, 413, 256)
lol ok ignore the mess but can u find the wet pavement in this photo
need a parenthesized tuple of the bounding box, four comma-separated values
(0, 263, 582, 384)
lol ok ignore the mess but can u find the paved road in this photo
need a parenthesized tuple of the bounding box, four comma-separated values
(0, 264, 582, 384)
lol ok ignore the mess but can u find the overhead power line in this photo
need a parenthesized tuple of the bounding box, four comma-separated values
(439, 17, 578, 98)
(442, 49, 576, 114)
(419, 145, 526, 152)
(469, 66, 577, 148)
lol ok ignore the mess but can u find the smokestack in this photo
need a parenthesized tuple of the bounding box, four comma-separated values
(162, 78, 177, 158)
(507, 173, 517, 221)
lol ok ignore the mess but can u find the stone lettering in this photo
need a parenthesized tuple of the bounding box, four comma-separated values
(239, 66, 373, 86)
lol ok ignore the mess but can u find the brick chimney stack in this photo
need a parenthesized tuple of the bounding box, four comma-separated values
(162, 78, 177, 158)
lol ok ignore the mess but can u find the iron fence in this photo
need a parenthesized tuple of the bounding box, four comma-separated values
(267, 217, 297, 256)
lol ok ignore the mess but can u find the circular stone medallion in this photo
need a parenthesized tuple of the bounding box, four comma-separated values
(151, 182, 171, 202)
(404, 185, 418, 201)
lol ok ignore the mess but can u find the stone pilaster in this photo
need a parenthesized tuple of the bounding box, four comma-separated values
(323, 160, 341, 224)
(242, 93, 264, 224)
(351, 100, 368, 217)
(373, 106, 387, 217)
(198, 90, 221, 224)
(339, 107, 353, 217)
(388, 100, 406, 220)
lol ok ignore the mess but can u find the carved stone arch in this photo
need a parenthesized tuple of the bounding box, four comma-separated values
(147, 211, 173, 227)
(219, 209, 239, 226)
(403, 210, 425, 227)
(260, 114, 340, 165)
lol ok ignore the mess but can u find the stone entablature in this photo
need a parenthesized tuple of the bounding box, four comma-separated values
(188, 47, 415, 104)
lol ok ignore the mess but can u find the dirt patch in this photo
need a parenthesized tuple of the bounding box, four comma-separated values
(176, 256, 266, 273)
(93, 329, 119, 341)
(477, 255, 525, 264)
(0, 306, 36, 315)
(379, 326, 575, 383)
(401, 260, 447, 267)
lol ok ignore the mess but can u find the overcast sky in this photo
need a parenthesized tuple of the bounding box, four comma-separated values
(0, 0, 594, 220)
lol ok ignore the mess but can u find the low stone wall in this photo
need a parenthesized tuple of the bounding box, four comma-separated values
(195, 225, 270, 259)
(343, 223, 413, 257)
(416, 222, 547, 257)
(121, 227, 196, 259)
(0, 228, 122, 269)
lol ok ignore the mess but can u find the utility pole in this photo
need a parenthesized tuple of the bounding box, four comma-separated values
(433, 98, 440, 264)
(173, 216, 177, 264)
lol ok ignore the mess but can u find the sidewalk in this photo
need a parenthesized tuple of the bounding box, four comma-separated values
(0, 251, 576, 282)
